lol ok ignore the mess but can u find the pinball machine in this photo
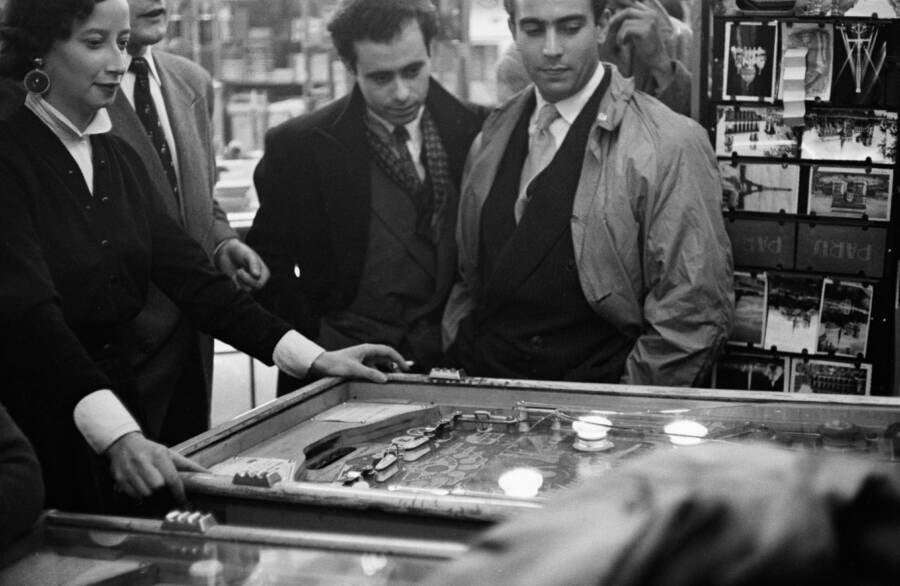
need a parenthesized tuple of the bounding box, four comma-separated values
(174, 371, 900, 543)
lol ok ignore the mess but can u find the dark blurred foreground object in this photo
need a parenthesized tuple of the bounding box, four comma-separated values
(0, 403, 44, 549)
(429, 443, 900, 586)
(0, 76, 25, 119)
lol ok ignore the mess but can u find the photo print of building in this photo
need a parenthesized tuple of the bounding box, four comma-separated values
(802, 109, 897, 164)
(730, 272, 768, 346)
(764, 275, 822, 353)
(809, 165, 893, 220)
(716, 106, 799, 158)
(817, 279, 873, 357)
(714, 354, 789, 392)
(790, 359, 872, 395)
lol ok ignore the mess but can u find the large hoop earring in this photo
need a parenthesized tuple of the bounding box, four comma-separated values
(23, 57, 51, 95)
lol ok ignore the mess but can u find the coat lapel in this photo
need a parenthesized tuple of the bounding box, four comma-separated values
(481, 67, 612, 308)
(315, 89, 372, 296)
(368, 171, 436, 278)
(107, 83, 183, 222)
(482, 174, 573, 304)
(156, 56, 200, 225)
(431, 178, 460, 301)
(424, 80, 482, 302)
(425, 80, 484, 190)
(456, 92, 531, 293)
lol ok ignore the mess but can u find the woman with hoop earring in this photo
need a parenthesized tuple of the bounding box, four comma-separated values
(0, 0, 408, 514)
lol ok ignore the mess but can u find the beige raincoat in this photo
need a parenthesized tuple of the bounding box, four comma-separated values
(443, 65, 734, 387)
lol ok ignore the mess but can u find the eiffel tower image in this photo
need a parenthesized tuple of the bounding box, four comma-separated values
(725, 165, 793, 210)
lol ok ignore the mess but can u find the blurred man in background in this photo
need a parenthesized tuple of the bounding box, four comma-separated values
(109, 0, 271, 445)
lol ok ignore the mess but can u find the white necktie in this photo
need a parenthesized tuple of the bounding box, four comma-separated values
(515, 103, 561, 223)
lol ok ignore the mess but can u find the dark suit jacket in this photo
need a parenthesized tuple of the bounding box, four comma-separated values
(107, 50, 235, 441)
(247, 80, 486, 343)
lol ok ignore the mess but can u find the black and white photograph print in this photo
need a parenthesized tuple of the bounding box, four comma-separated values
(714, 354, 788, 392)
(764, 275, 822, 353)
(816, 279, 873, 357)
(724, 21, 778, 101)
(808, 165, 893, 220)
(730, 272, 767, 346)
(720, 162, 799, 213)
(789, 359, 871, 396)
(839, 0, 900, 17)
(715, 106, 799, 158)
(800, 0, 900, 17)
(802, 109, 898, 164)
(780, 22, 833, 102)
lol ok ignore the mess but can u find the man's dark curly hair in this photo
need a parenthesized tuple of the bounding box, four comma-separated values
(0, 0, 107, 79)
(327, 0, 438, 73)
(502, 0, 607, 23)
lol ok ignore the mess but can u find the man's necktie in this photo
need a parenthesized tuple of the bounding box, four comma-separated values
(392, 124, 423, 190)
(515, 103, 561, 223)
(130, 57, 179, 202)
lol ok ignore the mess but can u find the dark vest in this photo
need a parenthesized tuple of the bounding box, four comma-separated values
(317, 162, 445, 370)
(455, 68, 634, 382)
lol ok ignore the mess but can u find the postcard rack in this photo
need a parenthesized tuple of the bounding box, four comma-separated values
(699, 0, 900, 395)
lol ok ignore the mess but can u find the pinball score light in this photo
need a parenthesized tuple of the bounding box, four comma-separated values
(498, 467, 544, 498)
(664, 420, 709, 446)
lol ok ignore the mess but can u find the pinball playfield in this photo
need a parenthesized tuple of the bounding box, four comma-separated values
(176, 372, 900, 542)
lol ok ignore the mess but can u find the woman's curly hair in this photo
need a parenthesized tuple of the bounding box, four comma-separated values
(0, 0, 105, 79)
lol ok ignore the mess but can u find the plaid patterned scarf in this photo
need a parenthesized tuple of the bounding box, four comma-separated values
(364, 108, 453, 242)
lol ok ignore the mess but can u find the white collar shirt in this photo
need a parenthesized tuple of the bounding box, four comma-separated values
(530, 62, 605, 152)
(25, 92, 113, 196)
(368, 106, 426, 181)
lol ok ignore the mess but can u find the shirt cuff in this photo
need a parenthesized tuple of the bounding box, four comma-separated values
(73, 390, 142, 454)
(272, 330, 325, 380)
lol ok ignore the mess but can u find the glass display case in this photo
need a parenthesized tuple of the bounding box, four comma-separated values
(0, 511, 460, 584)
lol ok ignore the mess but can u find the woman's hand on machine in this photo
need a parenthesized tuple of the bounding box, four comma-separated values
(106, 431, 208, 503)
(310, 344, 410, 383)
